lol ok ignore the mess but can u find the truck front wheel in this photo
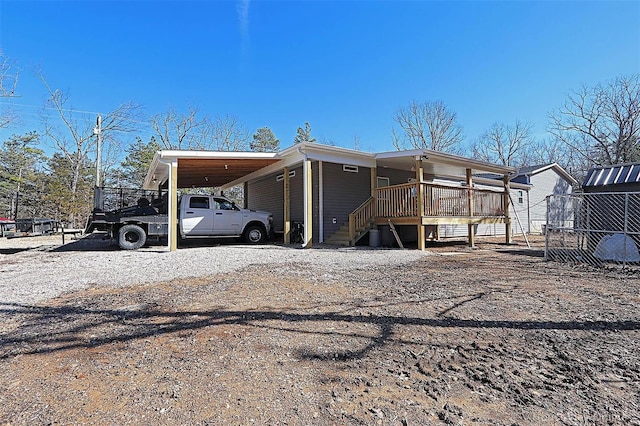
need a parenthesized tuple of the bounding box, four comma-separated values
(243, 225, 266, 244)
(119, 224, 147, 250)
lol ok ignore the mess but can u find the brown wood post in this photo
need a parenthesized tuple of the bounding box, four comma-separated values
(370, 166, 378, 221)
(416, 157, 426, 251)
(504, 174, 512, 244)
(283, 167, 290, 244)
(467, 168, 475, 248)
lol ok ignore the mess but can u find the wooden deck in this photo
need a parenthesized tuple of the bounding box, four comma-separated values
(349, 182, 508, 245)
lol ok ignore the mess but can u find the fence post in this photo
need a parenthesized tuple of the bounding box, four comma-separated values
(544, 195, 550, 260)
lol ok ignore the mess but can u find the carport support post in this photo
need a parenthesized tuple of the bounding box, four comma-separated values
(169, 159, 178, 252)
(467, 168, 475, 248)
(504, 174, 512, 244)
(416, 157, 426, 251)
(303, 158, 313, 247)
(243, 182, 249, 209)
(284, 166, 290, 244)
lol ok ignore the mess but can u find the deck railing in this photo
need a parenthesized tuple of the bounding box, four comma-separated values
(375, 182, 505, 219)
(376, 183, 418, 217)
(472, 189, 505, 216)
(348, 197, 376, 242)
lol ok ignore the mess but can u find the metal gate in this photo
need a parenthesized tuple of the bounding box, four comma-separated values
(545, 192, 640, 268)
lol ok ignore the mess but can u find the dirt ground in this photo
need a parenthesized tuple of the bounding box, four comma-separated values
(1, 236, 639, 425)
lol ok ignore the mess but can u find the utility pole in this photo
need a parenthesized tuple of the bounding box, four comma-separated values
(94, 115, 102, 187)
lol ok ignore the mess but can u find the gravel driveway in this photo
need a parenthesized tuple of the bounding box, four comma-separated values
(1, 234, 428, 306)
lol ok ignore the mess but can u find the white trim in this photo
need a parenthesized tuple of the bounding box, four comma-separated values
(159, 150, 278, 160)
(319, 161, 324, 243)
(376, 148, 515, 175)
(519, 163, 578, 186)
(343, 165, 359, 173)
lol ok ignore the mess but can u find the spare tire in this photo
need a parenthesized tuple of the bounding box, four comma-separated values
(119, 224, 147, 250)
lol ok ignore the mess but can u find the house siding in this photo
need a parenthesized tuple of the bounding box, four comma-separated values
(247, 166, 304, 234)
(247, 171, 284, 232)
(289, 166, 304, 225)
(377, 168, 415, 186)
(313, 162, 320, 243)
(322, 162, 372, 239)
(528, 169, 572, 233)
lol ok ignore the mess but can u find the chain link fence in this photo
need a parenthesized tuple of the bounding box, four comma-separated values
(545, 192, 640, 269)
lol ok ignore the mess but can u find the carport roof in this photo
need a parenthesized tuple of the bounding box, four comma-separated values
(143, 150, 280, 189)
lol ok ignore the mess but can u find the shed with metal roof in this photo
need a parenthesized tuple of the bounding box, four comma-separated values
(583, 163, 640, 192)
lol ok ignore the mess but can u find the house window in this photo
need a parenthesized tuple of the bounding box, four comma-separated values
(276, 170, 296, 181)
(377, 177, 390, 187)
(518, 191, 524, 204)
(343, 165, 359, 173)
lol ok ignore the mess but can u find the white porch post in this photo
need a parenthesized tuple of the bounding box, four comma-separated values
(169, 158, 178, 252)
(303, 158, 313, 247)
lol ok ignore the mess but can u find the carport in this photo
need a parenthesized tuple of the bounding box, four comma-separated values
(143, 150, 281, 251)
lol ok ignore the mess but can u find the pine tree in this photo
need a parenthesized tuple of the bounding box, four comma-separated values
(114, 136, 161, 187)
(293, 122, 316, 144)
(250, 127, 280, 152)
(0, 132, 44, 219)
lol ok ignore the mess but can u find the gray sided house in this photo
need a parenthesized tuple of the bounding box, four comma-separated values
(144, 143, 516, 251)
(512, 163, 577, 233)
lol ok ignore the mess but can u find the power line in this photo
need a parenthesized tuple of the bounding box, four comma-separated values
(0, 100, 103, 115)
(0, 101, 154, 126)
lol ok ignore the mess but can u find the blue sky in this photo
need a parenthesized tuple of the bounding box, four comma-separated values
(1, 0, 639, 155)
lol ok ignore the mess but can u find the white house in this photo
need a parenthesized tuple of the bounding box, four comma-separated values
(511, 163, 577, 234)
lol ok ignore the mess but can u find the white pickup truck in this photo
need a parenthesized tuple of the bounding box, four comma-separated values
(85, 189, 273, 250)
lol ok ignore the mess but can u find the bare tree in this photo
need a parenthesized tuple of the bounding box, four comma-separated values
(392, 100, 464, 153)
(205, 114, 249, 151)
(152, 108, 249, 152)
(0, 50, 19, 129)
(151, 106, 206, 150)
(40, 75, 142, 225)
(548, 74, 640, 166)
(472, 120, 533, 167)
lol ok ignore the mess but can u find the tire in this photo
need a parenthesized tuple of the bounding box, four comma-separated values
(119, 224, 147, 250)
(243, 224, 266, 244)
